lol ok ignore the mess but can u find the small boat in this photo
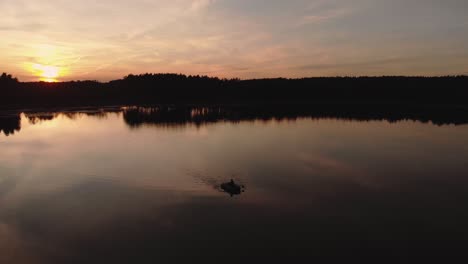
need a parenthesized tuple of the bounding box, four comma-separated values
(220, 179, 244, 196)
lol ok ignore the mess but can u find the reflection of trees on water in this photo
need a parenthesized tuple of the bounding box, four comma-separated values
(123, 106, 237, 128)
(0, 114, 21, 136)
(24, 108, 121, 124)
(2, 105, 468, 136)
(0, 108, 122, 136)
(121, 105, 468, 128)
(26, 113, 57, 124)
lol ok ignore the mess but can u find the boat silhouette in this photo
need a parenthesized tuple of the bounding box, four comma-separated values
(220, 179, 245, 197)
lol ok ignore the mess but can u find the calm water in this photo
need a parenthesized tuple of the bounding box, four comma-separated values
(1, 107, 468, 262)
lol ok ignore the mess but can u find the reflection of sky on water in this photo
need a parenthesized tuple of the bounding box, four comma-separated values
(1, 112, 468, 262)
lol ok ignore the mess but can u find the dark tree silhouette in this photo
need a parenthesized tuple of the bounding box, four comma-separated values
(0, 72, 467, 116)
(0, 72, 18, 83)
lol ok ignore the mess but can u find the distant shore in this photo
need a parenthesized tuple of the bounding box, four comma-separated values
(1, 74, 468, 109)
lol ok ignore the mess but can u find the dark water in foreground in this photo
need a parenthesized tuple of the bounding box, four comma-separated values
(1, 107, 468, 262)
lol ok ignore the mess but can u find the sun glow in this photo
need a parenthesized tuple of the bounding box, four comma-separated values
(31, 64, 60, 82)
(24, 44, 73, 82)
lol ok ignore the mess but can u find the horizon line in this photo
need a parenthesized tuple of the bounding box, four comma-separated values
(7, 73, 468, 84)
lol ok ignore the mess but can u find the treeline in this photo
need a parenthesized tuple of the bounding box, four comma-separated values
(1, 73, 468, 108)
(0, 72, 19, 86)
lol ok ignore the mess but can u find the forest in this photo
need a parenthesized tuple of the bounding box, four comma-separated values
(1, 73, 468, 108)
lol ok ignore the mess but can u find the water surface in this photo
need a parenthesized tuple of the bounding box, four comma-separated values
(1, 107, 468, 262)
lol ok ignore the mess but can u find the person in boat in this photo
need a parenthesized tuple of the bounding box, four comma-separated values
(221, 179, 242, 196)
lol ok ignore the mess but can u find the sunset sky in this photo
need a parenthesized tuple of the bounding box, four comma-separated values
(1, 0, 467, 82)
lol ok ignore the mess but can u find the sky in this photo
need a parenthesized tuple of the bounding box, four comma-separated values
(1, 0, 468, 82)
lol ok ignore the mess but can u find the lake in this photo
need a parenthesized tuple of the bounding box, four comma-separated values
(1, 106, 468, 262)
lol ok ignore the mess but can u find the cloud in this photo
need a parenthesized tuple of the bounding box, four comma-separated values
(297, 8, 352, 27)
(190, 0, 216, 11)
(0, 23, 46, 32)
(296, 57, 416, 71)
(1, 0, 468, 80)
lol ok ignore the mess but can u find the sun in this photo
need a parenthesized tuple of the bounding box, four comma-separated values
(41, 65, 59, 79)
(24, 44, 73, 82)
(31, 64, 60, 82)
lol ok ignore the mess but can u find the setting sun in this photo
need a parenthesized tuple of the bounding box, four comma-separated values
(31, 64, 60, 82)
